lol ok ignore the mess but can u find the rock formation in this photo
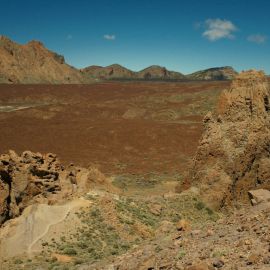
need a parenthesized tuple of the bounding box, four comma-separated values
(0, 35, 87, 84)
(0, 150, 106, 225)
(187, 66, 237, 81)
(184, 70, 270, 208)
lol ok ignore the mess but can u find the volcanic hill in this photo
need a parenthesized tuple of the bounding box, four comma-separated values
(0, 35, 86, 84)
(81, 64, 135, 80)
(136, 65, 186, 80)
(187, 66, 237, 81)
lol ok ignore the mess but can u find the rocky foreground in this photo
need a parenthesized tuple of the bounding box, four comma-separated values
(82, 198, 270, 270)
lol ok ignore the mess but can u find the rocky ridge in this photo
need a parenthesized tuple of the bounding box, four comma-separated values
(183, 70, 270, 208)
(0, 36, 239, 83)
(82, 64, 236, 81)
(0, 35, 86, 84)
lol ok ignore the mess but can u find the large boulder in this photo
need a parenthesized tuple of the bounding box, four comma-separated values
(248, 189, 270, 205)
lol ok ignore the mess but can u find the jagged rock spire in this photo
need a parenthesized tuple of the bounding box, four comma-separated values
(184, 70, 270, 209)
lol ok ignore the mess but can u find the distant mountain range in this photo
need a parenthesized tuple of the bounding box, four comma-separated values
(81, 64, 236, 81)
(0, 36, 238, 84)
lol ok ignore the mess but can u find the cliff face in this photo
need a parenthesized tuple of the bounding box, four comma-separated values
(0, 36, 86, 84)
(185, 70, 270, 208)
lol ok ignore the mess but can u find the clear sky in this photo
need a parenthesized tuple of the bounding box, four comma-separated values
(1, 0, 270, 74)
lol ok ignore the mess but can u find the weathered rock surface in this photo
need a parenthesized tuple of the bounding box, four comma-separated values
(248, 189, 270, 205)
(183, 70, 270, 208)
(0, 150, 105, 225)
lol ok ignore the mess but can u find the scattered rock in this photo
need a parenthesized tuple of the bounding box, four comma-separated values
(185, 262, 211, 270)
(247, 253, 260, 265)
(176, 219, 191, 232)
(212, 258, 224, 268)
(248, 189, 270, 205)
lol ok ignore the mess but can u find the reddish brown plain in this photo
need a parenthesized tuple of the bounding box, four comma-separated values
(0, 81, 228, 176)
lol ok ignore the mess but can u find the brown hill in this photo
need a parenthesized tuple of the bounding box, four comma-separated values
(0, 35, 86, 84)
(182, 70, 270, 208)
(136, 65, 186, 80)
(82, 64, 186, 81)
(187, 66, 238, 81)
(81, 64, 135, 80)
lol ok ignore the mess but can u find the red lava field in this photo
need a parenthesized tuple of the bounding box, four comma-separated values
(0, 81, 228, 177)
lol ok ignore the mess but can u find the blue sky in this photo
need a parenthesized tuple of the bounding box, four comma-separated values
(1, 0, 270, 74)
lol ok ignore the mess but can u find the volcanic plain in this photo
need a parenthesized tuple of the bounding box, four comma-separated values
(0, 81, 228, 193)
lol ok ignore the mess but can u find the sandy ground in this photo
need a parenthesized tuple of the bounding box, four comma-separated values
(0, 198, 91, 259)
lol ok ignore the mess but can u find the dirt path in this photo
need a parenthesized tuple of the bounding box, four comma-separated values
(27, 203, 72, 253)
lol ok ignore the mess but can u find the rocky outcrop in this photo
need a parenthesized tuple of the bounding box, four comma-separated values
(0, 150, 106, 225)
(187, 66, 237, 81)
(183, 70, 270, 208)
(0, 35, 88, 84)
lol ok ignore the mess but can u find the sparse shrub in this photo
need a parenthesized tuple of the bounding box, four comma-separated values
(212, 249, 227, 258)
(60, 236, 66, 242)
(14, 258, 23, 264)
(195, 201, 205, 210)
(63, 247, 77, 255)
(74, 258, 84, 265)
(206, 207, 214, 215)
(176, 248, 186, 260)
